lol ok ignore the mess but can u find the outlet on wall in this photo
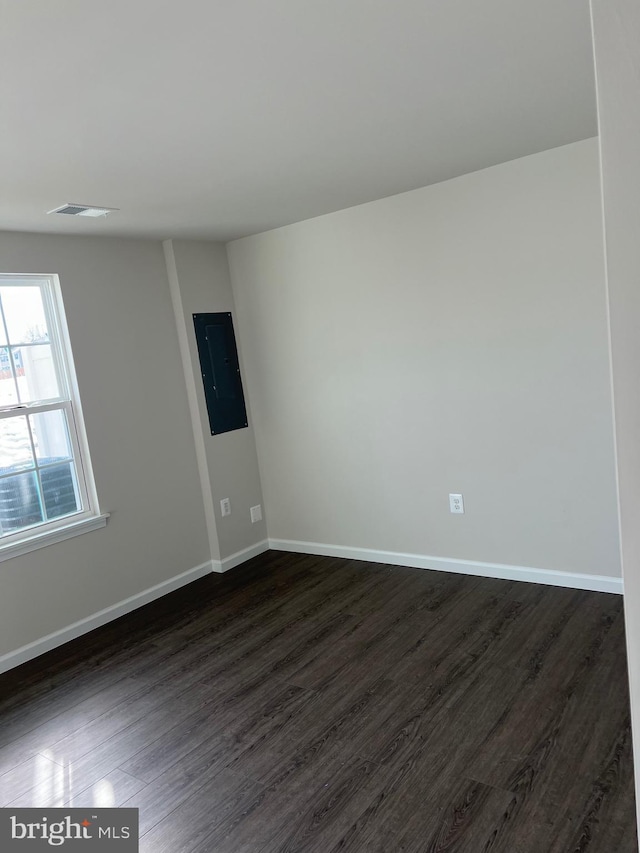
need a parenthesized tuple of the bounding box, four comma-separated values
(250, 504, 263, 523)
(449, 493, 464, 514)
(220, 497, 231, 517)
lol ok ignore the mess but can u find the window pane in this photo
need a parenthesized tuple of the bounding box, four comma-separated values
(0, 470, 43, 534)
(30, 409, 73, 463)
(0, 274, 97, 545)
(41, 461, 80, 520)
(0, 347, 18, 406)
(15, 345, 60, 403)
(0, 286, 49, 344)
(0, 415, 34, 474)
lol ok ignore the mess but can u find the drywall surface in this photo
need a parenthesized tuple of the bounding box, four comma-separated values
(163, 239, 266, 558)
(0, 232, 209, 657)
(591, 0, 640, 817)
(228, 139, 620, 577)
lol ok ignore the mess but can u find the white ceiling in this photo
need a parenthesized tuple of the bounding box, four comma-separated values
(0, 0, 597, 242)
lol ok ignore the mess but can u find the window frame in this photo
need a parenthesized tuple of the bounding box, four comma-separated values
(0, 273, 106, 561)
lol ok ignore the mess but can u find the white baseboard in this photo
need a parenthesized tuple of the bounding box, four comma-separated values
(268, 538, 623, 595)
(213, 539, 270, 573)
(1, 536, 622, 676)
(0, 541, 272, 675)
(0, 560, 215, 675)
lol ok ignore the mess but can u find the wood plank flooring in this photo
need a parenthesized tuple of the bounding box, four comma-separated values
(0, 551, 636, 852)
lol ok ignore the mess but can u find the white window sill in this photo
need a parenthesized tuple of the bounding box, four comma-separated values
(0, 513, 110, 562)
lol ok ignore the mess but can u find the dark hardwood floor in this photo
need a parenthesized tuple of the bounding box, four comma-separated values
(0, 551, 636, 852)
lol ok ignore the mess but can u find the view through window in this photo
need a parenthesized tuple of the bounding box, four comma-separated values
(0, 275, 97, 545)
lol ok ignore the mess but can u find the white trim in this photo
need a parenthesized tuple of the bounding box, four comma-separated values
(0, 273, 103, 538)
(0, 559, 215, 674)
(0, 513, 110, 562)
(213, 539, 269, 573)
(268, 538, 623, 595)
(0, 401, 71, 418)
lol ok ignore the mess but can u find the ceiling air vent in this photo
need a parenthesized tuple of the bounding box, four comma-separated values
(48, 203, 118, 217)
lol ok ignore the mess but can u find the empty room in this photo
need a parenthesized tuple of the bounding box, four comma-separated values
(1, 1, 639, 851)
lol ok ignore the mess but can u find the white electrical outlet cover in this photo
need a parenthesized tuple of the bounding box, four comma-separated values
(449, 494, 464, 514)
(250, 505, 262, 523)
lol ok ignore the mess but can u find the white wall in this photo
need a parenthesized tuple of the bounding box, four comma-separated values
(591, 0, 640, 817)
(163, 239, 267, 560)
(228, 139, 621, 579)
(0, 232, 210, 659)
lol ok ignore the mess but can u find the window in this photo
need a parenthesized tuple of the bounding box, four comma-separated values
(0, 274, 105, 559)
